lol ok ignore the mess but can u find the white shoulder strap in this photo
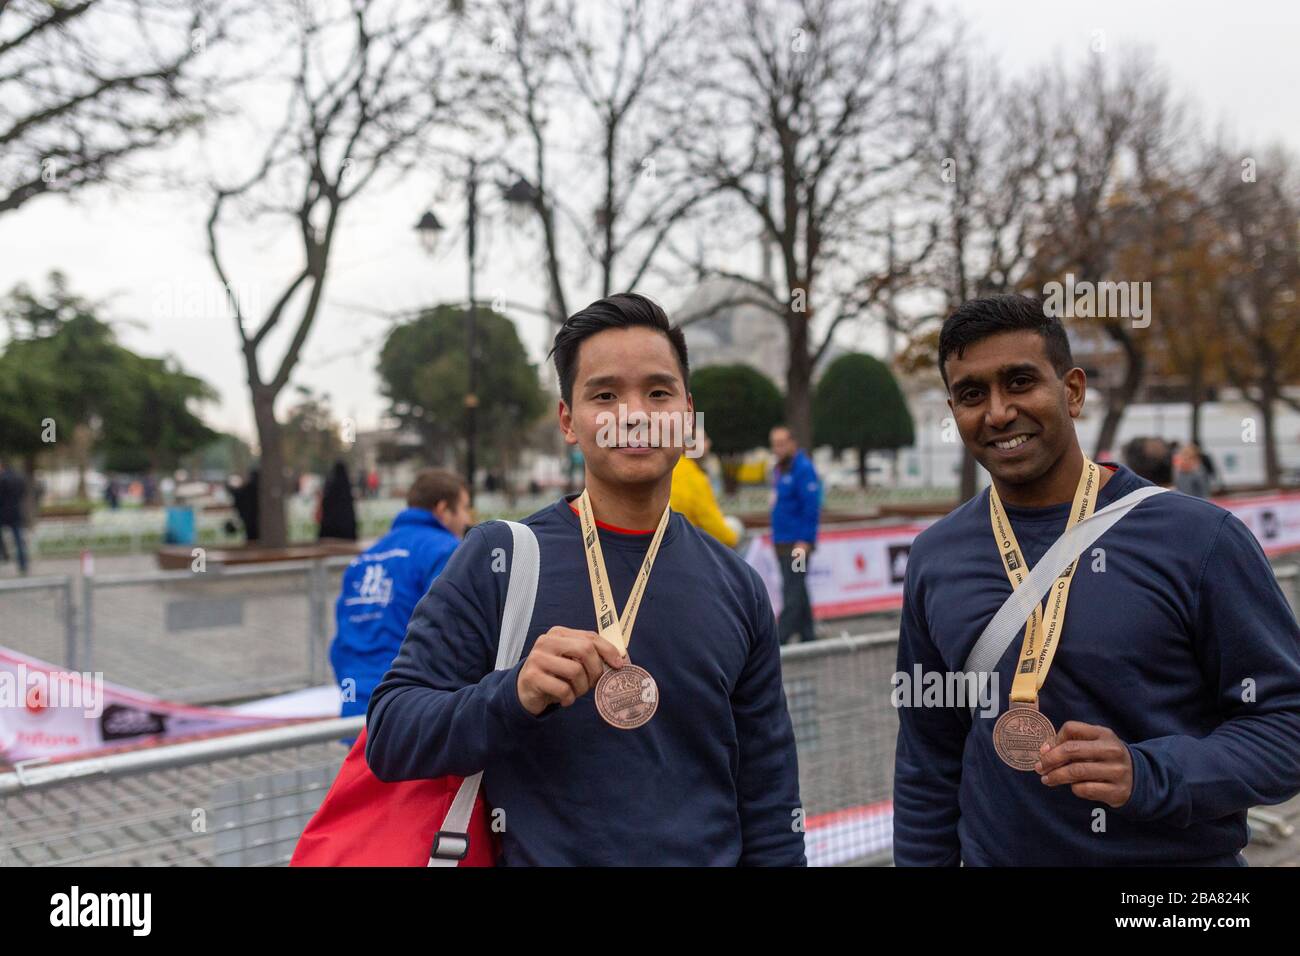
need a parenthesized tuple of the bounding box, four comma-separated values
(429, 520, 539, 866)
(962, 485, 1168, 710)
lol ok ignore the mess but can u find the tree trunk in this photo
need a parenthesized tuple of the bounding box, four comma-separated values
(1258, 385, 1280, 487)
(783, 308, 814, 450)
(1093, 326, 1146, 461)
(253, 392, 289, 548)
(721, 454, 740, 496)
(960, 446, 977, 502)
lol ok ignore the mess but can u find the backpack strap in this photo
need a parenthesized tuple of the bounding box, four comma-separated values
(429, 520, 540, 865)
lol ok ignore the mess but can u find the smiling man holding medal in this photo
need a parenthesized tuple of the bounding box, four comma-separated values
(893, 294, 1300, 866)
(365, 292, 806, 866)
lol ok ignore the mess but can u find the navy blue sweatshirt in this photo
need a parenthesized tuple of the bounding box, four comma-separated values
(894, 463, 1300, 866)
(366, 494, 806, 866)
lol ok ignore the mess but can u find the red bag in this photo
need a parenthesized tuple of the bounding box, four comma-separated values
(290, 726, 498, 867)
(290, 520, 538, 868)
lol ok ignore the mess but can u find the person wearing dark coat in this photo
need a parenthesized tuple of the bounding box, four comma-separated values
(318, 461, 358, 541)
(0, 461, 29, 574)
(228, 469, 260, 543)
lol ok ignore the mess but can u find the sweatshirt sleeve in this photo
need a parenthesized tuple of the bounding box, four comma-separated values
(1117, 511, 1300, 826)
(892, 545, 969, 865)
(365, 523, 555, 782)
(733, 568, 807, 865)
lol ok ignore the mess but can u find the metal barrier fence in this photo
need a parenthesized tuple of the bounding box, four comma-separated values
(0, 558, 351, 703)
(0, 561, 1297, 866)
(0, 634, 900, 867)
(0, 576, 76, 670)
(2, 550, 1295, 704)
(0, 718, 362, 866)
(83, 559, 350, 703)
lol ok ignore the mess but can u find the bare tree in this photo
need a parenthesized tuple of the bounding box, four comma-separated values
(1115, 152, 1227, 450)
(484, 0, 712, 323)
(1211, 145, 1300, 486)
(205, 0, 470, 547)
(672, 0, 939, 448)
(0, 0, 234, 216)
(1025, 52, 1182, 459)
(915, 37, 1050, 498)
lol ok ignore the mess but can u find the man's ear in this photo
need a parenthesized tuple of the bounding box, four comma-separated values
(1065, 367, 1087, 418)
(558, 399, 578, 445)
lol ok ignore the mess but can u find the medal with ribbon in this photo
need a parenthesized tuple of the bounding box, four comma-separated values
(989, 459, 1100, 770)
(576, 488, 670, 730)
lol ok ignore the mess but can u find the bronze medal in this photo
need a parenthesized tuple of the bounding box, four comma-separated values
(575, 489, 672, 731)
(987, 460, 1099, 771)
(594, 663, 659, 730)
(992, 704, 1056, 771)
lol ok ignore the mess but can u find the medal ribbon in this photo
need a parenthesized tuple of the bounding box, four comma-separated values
(576, 488, 671, 657)
(989, 458, 1099, 706)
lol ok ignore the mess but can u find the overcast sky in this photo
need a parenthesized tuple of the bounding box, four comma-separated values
(3, 0, 1297, 444)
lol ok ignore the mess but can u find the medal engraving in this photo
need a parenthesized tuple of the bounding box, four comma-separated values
(992, 705, 1056, 771)
(595, 664, 659, 730)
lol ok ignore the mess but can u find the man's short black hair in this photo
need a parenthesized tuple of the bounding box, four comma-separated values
(937, 294, 1073, 387)
(547, 292, 689, 405)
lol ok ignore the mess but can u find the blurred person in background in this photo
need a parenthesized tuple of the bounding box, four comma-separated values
(671, 422, 741, 548)
(227, 468, 260, 543)
(769, 425, 822, 644)
(318, 460, 358, 540)
(1174, 442, 1211, 499)
(330, 468, 472, 721)
(0, 460, 29, 575)
(1121, 436, 1173, 487)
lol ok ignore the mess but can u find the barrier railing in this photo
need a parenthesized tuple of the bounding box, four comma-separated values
(0, 636, 901, 867)
(2, 562, 1298, 866)
(0, 558, 352, 703)
(0, 575, 77, 669)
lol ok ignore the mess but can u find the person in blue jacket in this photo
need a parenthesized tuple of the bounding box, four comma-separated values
(330, 468, 471, 719)
(769, 426, 822, 644)
(893, 294, 1300, 865)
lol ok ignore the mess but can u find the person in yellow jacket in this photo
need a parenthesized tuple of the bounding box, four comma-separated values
(671, 425, 741, 547)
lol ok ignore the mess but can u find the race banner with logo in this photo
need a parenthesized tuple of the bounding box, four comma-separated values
(1219, 491, 1300, 557)
(0, 647, 339, 765)
(744, 489, 1300, 619)
(744, 521, 934, 619)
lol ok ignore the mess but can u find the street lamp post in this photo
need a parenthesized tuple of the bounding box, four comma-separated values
(416, 165, 542, 505)
(464, 160, 480, 505)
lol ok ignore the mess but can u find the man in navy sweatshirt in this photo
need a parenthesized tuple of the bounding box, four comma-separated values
(366, 292, 806, 866)
(893, 293, 1300, 866)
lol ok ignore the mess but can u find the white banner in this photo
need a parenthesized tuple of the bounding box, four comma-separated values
(746, 490, 1300, 619)
(0, 647, 339, 765)
(744, 521, 933, 620)
(1214, 491, 1300, 557)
